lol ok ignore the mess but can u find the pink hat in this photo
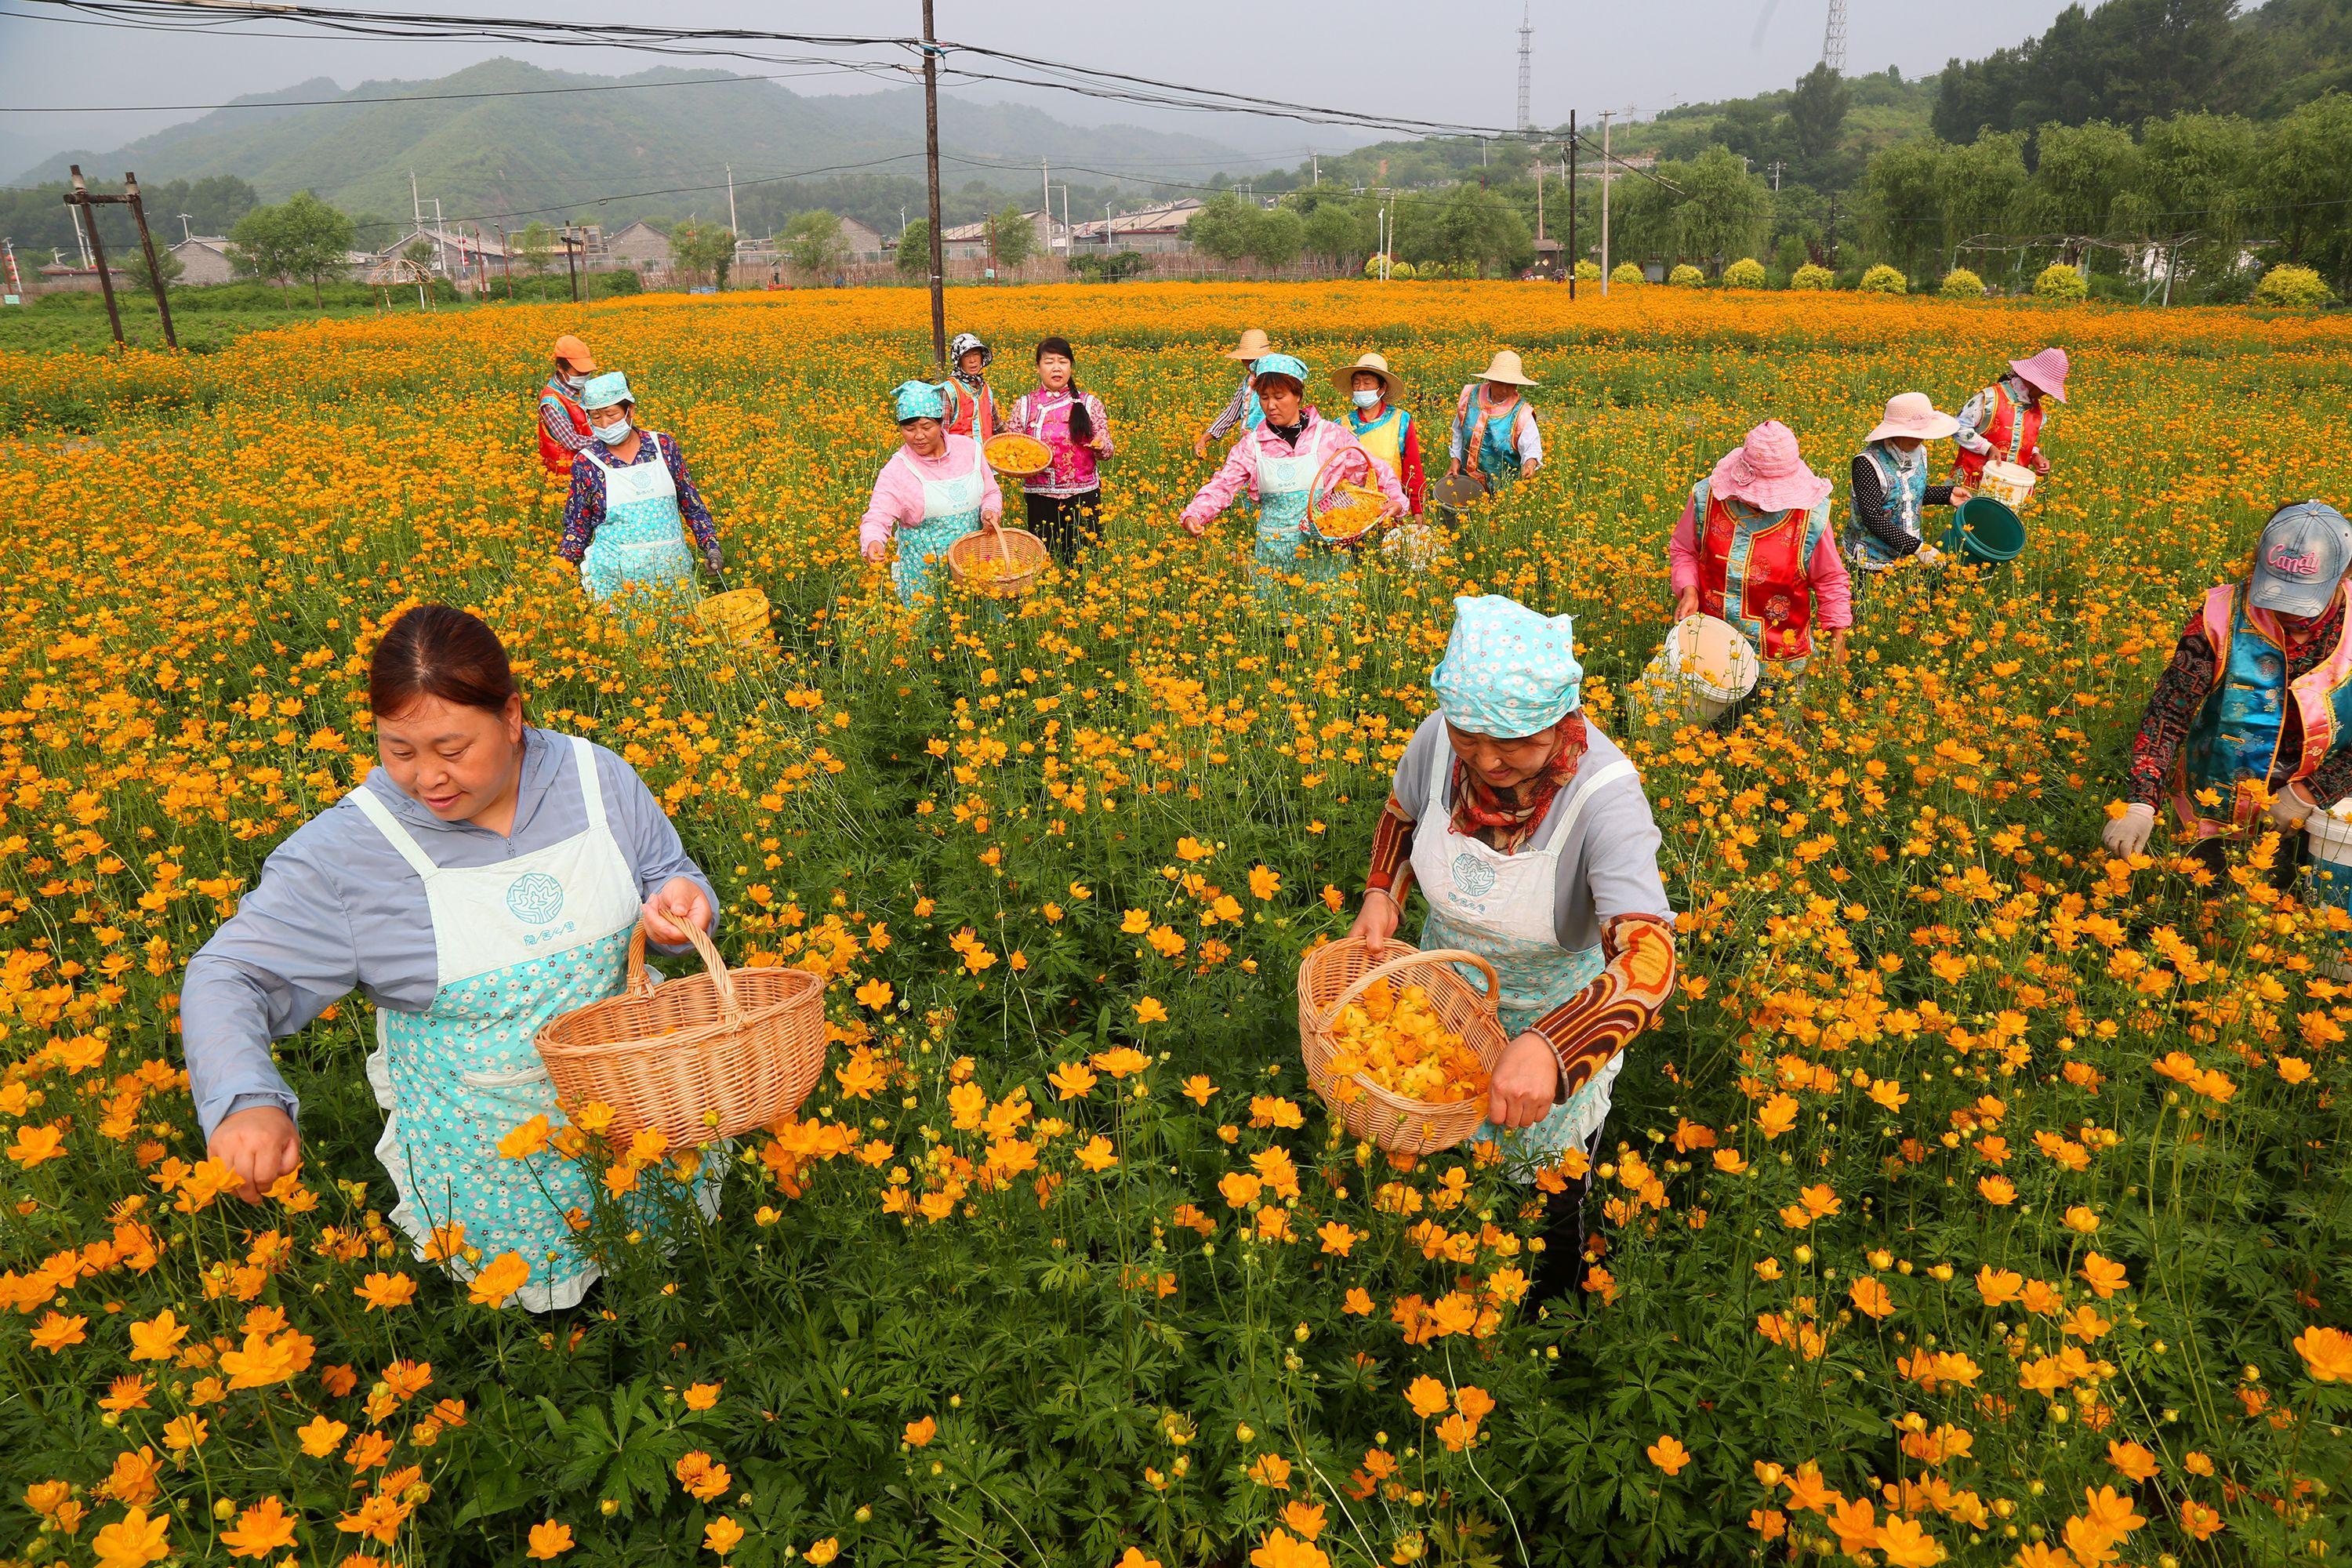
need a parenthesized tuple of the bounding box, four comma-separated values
(1865, 390, 1959, 445)
(1708, 420, 1832, 514)
(2009, 347, 2070, 403)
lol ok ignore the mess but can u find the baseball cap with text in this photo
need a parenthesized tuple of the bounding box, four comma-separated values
(2249, 500, 2352, 619)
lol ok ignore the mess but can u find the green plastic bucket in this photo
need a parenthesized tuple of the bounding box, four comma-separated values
(1944, 496, 2026, 564)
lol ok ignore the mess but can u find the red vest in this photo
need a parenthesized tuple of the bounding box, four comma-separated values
(1697, 484, 1827, 662)
(537, 381, 590, 475)
(945, 379, 996, 441)
(1953, 382, 2042, 484)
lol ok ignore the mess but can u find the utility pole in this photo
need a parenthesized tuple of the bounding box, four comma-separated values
(562, 225, 579, 304)
(61, 167, 126, 348)
(920, 0, 947, 368)
(1826, 196, 1838, 270)
(124, 172, 176, 349)
(1599, 112, 1616, 294)
(1567, 113, 1578, 299)
(1769, 159, 1785, 192)
(496, 225, 513, 298)
(432, 198, 446, 276)
(1042, 156, 1051, 233)
(177, 212, 193, 243)
(725, 164, 739, 237)
(1312, 151, 1319, 187)
(1534, 158, 1544, 242)
(411, 170, 421, 233)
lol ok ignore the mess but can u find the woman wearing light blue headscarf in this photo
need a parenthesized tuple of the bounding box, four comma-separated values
(1349, 594, 1679, 1300)
(859, 379, 1005, 604)
(558, 371, 724, 604)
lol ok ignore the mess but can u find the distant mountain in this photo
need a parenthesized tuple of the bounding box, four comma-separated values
(12, 58, 1259, 233)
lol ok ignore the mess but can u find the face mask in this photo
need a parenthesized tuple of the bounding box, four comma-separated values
(564, 374, 587, 391)
(592, 417, 631, 444)
(1351, 388, 1382, 409)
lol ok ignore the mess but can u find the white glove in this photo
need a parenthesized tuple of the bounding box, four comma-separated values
(2269, 782, 2317, 833)
(2102, 803, 2156, 856)
(1915, 544, 1943, 566)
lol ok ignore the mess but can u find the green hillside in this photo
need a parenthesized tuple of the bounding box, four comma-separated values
(12, 58, 1250, 236)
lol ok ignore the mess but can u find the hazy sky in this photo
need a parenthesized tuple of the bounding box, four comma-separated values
(0, 0, 2082, 169)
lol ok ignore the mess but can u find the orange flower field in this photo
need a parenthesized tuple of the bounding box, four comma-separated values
(3, 282, 2352, 1567)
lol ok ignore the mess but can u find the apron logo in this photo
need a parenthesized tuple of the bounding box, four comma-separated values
(1450, 853, 1497, 898)
(505, 872, 565, 925)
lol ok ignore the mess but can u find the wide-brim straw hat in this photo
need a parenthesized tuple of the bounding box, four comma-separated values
(1708, 419, 1832, 513)
(1224, 327, 1273, 361)
(1335, 351, 1401, 399)
(1474, 349, 1539, 387)
(2009, 347, 2070, 403)
(1865, 390, 1959, 445)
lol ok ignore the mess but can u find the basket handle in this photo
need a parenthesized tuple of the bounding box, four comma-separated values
(622, 919, 740, 1018)
(1322, 946, 1502, 1025)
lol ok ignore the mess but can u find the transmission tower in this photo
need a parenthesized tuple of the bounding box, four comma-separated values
(1820, 0, 1849, 74)
(1516, 2, 1534, 132)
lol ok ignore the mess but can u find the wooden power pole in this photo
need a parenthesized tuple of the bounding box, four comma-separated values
(921, 0, 947, 368)
(1567, 113, 1578, 300)
(61, 165, 163, 349)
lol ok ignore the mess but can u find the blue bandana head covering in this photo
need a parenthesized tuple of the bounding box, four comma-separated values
(892, 379, 948, 423)
(579, 371, 633, 412)
(1430, 595, 1583, 736)
(1251, 353, 1309, 390)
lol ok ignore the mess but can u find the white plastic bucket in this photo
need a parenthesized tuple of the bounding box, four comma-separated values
(1639, 615, 1760, 724)
(1977, 460, 2037, 509)
(2307, 811, 2352, 980)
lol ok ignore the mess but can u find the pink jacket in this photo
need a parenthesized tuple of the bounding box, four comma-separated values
(1668, 494, 1853, 632)
(858, 434, 1004, 551)
(1004, 387, 1114, 498)
(1179, 409, 1407, 531)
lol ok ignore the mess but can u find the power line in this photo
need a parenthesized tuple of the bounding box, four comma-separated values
(0, 60, 891, 114)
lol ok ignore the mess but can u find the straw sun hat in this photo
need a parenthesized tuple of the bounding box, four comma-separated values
(1473, 349, 1540, 387)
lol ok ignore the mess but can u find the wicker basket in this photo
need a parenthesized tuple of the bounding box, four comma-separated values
(535, 922, 827, 1145)
(695, 586, 772, 648)
(1296, 939, 1508, 1155)
(947, 527, 1051, 598)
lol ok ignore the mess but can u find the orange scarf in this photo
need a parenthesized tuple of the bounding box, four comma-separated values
(1450, 714, 1588, 854)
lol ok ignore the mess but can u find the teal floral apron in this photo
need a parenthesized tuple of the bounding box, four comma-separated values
(891, 446, 985, 604)
(1252, 440, 1356, 600)
(579, 436, 700, 604)
(354, 736, 679, 1312)
(1410, 741, 1639, 1180)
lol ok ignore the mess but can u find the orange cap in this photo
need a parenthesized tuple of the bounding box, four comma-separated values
(553, 334, 596, 372)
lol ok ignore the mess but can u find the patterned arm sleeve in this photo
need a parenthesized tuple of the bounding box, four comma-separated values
(661, 434, 719, 554)
(539, 395, 593, 454)
(2310, 750, 2352, 811)
(1528, 913, 1678, 1099)
(1204, 382, 1248, 440)
(1087, 392, 1115, 457)
(557, 459, 604, 563)
(2125, 613, 2220, 808)
(1954, 389, 1994, 456)
(1366, 795, 1418, 905)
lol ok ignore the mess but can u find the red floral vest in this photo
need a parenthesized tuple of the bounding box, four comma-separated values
(1953, 381, 2042, 484)
(1696, 481, 1829, 662)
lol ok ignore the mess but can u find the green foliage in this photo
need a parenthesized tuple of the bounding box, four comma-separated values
(512, 222, 557, 278)
(1859, 262, 1908, 294)
(124, 241, 184, 298)
(1574, 258, 1602, 281)
(1786, 63, 1853, 163)
(0, 173, 258, 259)
(1791, 262, 1835, 289)
(1388, 260, 1417, 280)
(670, 218, 738, 290)
(1615, 147, 1771, 269)
(781, 210, 851, 277)
(1933, 0, 2243, 137)
(2034, 262, 2090, 301)
(1668, 263, 1706, 287)
(228, 191, 358, 306)
(2252, 262, 2336, 307)
(1723, 256, 1766, 288)
(1247, 206, 1306, 270)
(1939, 267, 1986, 299)
(986, 205, 1037, 270)
(896, 221, 931, 278)
(1611, 262, 1645, 285)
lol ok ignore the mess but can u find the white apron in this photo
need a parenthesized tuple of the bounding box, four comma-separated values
(579, 437, 699, 604)
(890, 447, 985, 604)
(1411, 741, 1638, 1179)
(354, 736, 649, 1312)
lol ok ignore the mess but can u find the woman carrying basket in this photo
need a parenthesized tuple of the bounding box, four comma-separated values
(1844, 391, 1971, 583)
(1346, 595, 1678, 1298)
(1953, 347, 2067, 488)
(1178, 353, 1406, 597)
(1004, 336, 1114, 568)
(860, 379, 1006, 604)
(183, 605, 721, 1312)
